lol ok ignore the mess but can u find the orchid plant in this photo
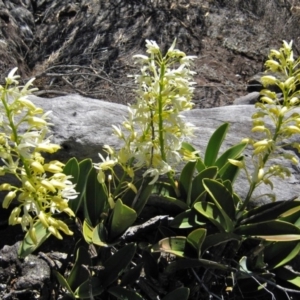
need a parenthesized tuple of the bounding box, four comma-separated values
(0, 68, 77, 243)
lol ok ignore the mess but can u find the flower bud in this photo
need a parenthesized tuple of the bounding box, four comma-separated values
(3, 191, 17, 208)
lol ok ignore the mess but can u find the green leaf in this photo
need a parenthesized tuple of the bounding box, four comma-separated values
(84, 167, 108, 226)
(74, 158, 93, 213)
(204, 123, 229, 166)
(152, 237, 186, 257)
(120, 263, 143, 286)
(53, 270, 76, 299)
(101, 243, 137, 287)
(92, 222, 109, 247)
(179, 160, 197, 206)
(74, 277, 104, 299)
(235, 220, 300, 241)
(63, 157, 80, 213)
(161, 287, 190, 300)
(108, 286, 143, 300)
(170, 209, 206, 229)
(202, 232, 241, 252)
(203, 179, 236, 222)
(186, 228, 207, 258)
(264, 241, 300, 269)
(109, 198, 137, 241)
(18, 220, 51, 258)
(275, 266, 300, 288)
(165, 257, 233, 274)
(82, 219, 93, 244)
(219, 156, 244, 183)
(132, 176, 154, 216)
(194, 201, 227, 232)
(191, 167, 218, 203)
(238, 200, 300, 225)
(215, 142, 247, 171)
(67, 246, 91, 291)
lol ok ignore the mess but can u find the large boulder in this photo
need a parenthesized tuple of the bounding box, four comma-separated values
(28, 94, 300, 204)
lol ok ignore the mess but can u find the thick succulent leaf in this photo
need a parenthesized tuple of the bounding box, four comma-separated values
(152, 237, 186, 257)
(170, 209, 206, 229)
(202, 232, 241, 252)
(235, 220, 300, 241)
(275, 266, 300, 288)
(264, 241, 300, 269)
(179, 160, 197, 205)
(63, 158, 80, 213)
(142, 250, 159, 280)
(108, 286, 143, 300)
(120, 263, 143, 286)
(153, 181, 177, 199)
(191, 167, 218, 202)
(165, 257, 233, 274)
(132, 176, 154, 216)
(203, 179, 236, 222)
(219, 156, 244, 183)
(82, 219, 93, 244)
(194, 201, 227, 232)
(100, 243, 137, 287)
(53, 270, 75, 298)
(186, 228, 207, 258)
(92, 222, 109, 247)
(204, 123, 229, 166)
(238, 200, 300, 225)
(18, 220, 51, 258)
(159, 195, 189, 211)
(161, 287, 190, 300)
(74, 277, 104, 299)
(215, 142, 247, 169)
(109, 198, 137, 241)
(67, 246, 91, 291)
(84, 167, 108, 226)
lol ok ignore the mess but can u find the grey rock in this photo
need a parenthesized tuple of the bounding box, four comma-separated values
(26, 94, 300, 204)
(233, 92, 260, 105)
(0, 242, 51, 299)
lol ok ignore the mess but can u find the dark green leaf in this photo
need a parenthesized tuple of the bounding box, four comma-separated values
(109, 198, 137, 241)
(235, 220, 300, 241)
(179, 160, 197, 206)
(264, 241, 300, 269)
(275, 266, 300, 288)
(63, 158, 80, 213)
(18, 220, 51, 258)
(53, 270, 75, 298)
(108, 286, 143, 300)
(101, 243, 136, 287)
(204, 123, 229, 166)
(82, 219, 93, 244)
(162, 287, 190, 300)
(194, 201, 227, 232)
(92, 222, 109, 246)
(202, 232, 241, 252)
(219, 156, 244, 183)
(215, 142, 247, 171)
(120, 263, 143, 286)
(186, 228, 207, 258)
(191, 167, 218, 203)
(142, 251, 159, 279)
(84, 167, 108, 226)
(203, 179, 236, 222)
(74, 277, 104, 299)
(170, 209, 206, 229)
(67, 246, 91, 291)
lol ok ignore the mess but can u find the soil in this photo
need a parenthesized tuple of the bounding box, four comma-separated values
(1, 0, 300, 299)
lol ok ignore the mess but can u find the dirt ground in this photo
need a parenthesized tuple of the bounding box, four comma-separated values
(1, 0, 300, 108)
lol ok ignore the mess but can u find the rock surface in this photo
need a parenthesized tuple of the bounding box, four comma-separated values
(1, 0, 300, 108)
(29, 94, 300, 204)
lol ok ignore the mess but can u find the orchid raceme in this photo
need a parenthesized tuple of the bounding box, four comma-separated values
(236, 41, 300, 211)
(95, 39, 197, 193)
(0, 68, 77, 242)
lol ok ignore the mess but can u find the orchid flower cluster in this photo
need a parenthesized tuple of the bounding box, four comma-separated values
(94, 40, 197, 198)
(0, 68, 77, 242)
(231, 41, 300, 210)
